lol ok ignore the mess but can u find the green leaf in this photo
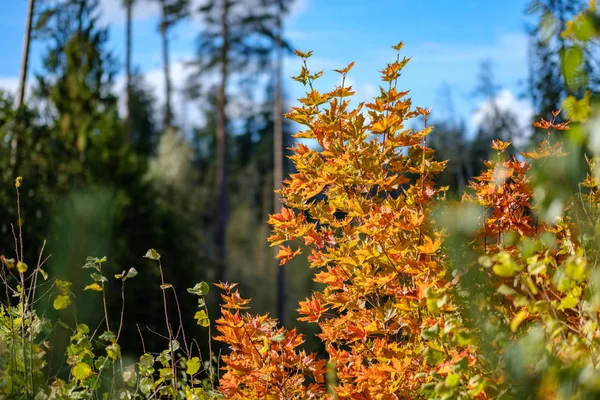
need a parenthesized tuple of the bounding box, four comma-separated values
(98, 330, 116, 343)
(186, 357, 201, 375)
(139, 353, 154, 368)
(106, 343, 121, 360)
(497, 284, 517, 297)
(91, 273, 108, 283)
(445, 373, 460, 388)
(565, 255, 587, 282)
(527, 260, 547, 276)
(139, 376, 153, 394)
(493, 253, 520, 277)
(123, 364, 137, 387)
(187, 282, 210, 296)
(560, 293, 580, 310)
(3, 258, 15, 269)
(144, 249, 161, 260)
(194, 310, 210, 327)
(562, 46, 586, 90)
(126, 267, 138, 279)
(83, 256, 107, 269)
(424, 347, 445, 366)
(271, 333, 286, 343)
(95, 356, 107, 370)
(157, 350, 171, 367)
(53, 295, 71, 310)
(426, 298, 440, 314)
(73, 362, 93, 381)
(77, 324, 90, 335)
(478, 256, 493, 268)
(562, 91, 591, 122)
(116, 267, 138, 281)
(575, 15, 596, 41)
(421, 324, 440, 340)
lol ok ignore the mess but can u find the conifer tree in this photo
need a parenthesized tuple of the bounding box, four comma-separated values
(124, 0, 134, 135)
(36, 0, 119, 162)
(192, 0, 291, 284)
(11, 0, 37, 166)
(527, 0, 594, 125)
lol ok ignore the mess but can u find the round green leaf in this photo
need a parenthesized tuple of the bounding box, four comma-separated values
(73, 362, 93, 381)
(53, 295, 71, 310)
(186, 357, 201, 375)
(144, 249, 161, 260)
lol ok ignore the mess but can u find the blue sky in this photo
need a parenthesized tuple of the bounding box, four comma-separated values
(0, 0, 535, 136)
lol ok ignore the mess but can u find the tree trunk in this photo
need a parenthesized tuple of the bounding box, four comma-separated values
(160, 0, 173, 131)
(215, 0, 229, 284)
(11, 0, 36, 166)
(125, 0, 133, 138)
(273, 2, 285, 325)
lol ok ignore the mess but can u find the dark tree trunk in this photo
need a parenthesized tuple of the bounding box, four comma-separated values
(11, 0, 36, 166)
(160, 0, 173, 131)
(273, 2, 285, 325)
(125, 0, 133, 138)
(216, 0, 229, 283)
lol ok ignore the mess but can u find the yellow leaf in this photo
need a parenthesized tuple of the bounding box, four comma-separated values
(510, 309, 528, 332)
(53, 295, 71, 310)
(275, 245, 302, 265)
(392, 41, 404, 51)
(294, 49, 313, 58)
(73, 362, 92, 381)
(194, 310, 210, 327)
(16, 261, 27, 274)
(186, 357, 201, 375)
(562, 91, 591, 122)
(84, 283, 103, 292)
(417, 236, 441, 255)
(334, 61, 355, 75)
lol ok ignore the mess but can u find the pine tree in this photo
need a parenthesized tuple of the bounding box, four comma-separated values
(471, 61, 522, 169)
(155, 0, 189, 131)
(36, 0, 119, 162)
(129, 71, 160, 156)
(124, 0, 134, 136)
(11, 0, 37, 166)
(527, 0, 593, 125)
(192, 0, 290, 285)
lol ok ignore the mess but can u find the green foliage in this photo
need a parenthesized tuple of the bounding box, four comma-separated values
(0, 192, 223, 398)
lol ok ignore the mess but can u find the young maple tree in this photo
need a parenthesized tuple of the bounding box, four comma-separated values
(214, 282, 326, 399)
(266, 44, 450, 398)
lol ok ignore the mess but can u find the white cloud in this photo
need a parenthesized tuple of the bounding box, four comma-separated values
(113, 56, 208, 132)
(101, 0, 308, 34)
(99, 0, 161, 24)
(471, 88, 534, 145)
(409, 33, 527, 66)
(0, 76, 37, 105)
(287, 0, 308, 23)
(0, 77, 19, 96)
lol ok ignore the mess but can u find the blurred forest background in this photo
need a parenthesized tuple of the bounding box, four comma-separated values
(0, 0, 597, 364)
